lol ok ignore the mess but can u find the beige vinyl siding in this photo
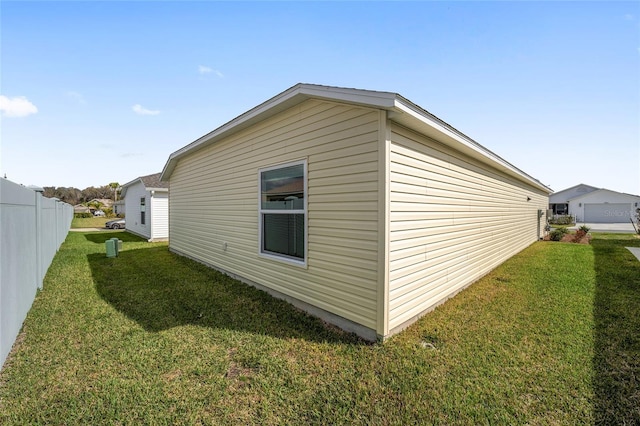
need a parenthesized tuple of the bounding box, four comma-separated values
(388, 123, 548, 331)
(169, 99, 380, 330)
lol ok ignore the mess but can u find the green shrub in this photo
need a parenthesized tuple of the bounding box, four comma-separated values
(74, 213, 92, 218)
(578, 225, 591, 233)
(550, 215, 574, 225)
(550, 227, 569, 241)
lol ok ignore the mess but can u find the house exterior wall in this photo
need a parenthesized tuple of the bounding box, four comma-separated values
(168, 99, 381, 336)
(113, 201, 125, 216)
(124, 181, 151, 240)
(387, 123, 548, 332)
(549, 184, 597, 204)
(569, 190, 640, 222)
(150, 192, 168, 241)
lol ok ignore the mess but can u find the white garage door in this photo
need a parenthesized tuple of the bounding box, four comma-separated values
(584, 203, 632, 223)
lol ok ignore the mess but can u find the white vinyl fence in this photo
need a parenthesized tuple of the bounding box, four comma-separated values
(0, 178, 73, 369)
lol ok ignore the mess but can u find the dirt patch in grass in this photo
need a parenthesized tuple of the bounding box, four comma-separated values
(561, 232, 592, 244)
(543, 231, 592, 244)
(224, 348, 256, 382)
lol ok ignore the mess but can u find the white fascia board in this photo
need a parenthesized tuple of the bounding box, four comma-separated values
(391, 97, 552, 194)
(296, 84, 397, 109)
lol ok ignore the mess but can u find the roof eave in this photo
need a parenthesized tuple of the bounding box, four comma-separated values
(550, 183, 598, 196)
(389, 97, 552, 194)
(161, 83, 551, 194)
(160, 84, 397, 181)
(568, 188, 640, 201)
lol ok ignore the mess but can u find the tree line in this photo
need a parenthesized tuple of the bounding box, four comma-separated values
(42, 182, 120, 206)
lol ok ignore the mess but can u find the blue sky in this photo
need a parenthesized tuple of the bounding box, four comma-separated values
(1, 1, 639, 195)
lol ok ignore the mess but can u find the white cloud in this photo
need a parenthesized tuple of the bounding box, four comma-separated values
(66, 91, 86, 104)
(132, 104, 160, 116)
(0, 95, 38, 117)
(198, 65, 223, 78)
(198, 65, 212, 75)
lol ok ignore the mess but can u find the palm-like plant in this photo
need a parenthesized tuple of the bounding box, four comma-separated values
(108, 182, 121, 201)
(86, 200, 104, 213)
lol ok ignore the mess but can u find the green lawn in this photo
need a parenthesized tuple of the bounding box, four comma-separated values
(71, 216, 112, 228)
(0, 232, 638, 424)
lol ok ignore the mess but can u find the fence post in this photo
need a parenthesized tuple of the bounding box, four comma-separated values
(55, 199, 60, 250)
(35, 189, 44, 289)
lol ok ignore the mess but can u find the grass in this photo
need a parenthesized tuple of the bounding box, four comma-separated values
(591, 233, 640, 423)
(549, 223, 576, 228)
(0, 232, 638, 424)
(71, 216, 112, 228)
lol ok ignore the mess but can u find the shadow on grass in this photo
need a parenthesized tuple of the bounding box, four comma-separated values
(87, 245, 366, 345)
(592, 235, 640, 424)
(83, 231, 145, 244)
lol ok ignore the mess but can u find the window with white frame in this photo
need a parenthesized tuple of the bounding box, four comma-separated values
(259, 161, 306, 263)
(140, 197, 146, 225)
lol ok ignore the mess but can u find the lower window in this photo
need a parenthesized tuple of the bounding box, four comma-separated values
(263, 213, 304, 258)
(259, 161, 306, 263)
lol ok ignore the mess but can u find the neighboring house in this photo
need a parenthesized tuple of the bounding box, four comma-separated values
(113, 200, 125, 216)
(550, 184, 640, 222)
(548, 184, 598, 215)
(160, 83, 551, 341)
(73, 204, 91, 214)
(570, 189, 640, 223)
(120, 173, 168, 241)
(88, 198, 114, 208)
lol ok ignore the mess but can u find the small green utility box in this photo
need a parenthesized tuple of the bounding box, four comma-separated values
(106, 238, 123, 258)
(105, 239, 116, 258)
(112, 238, 123, 253)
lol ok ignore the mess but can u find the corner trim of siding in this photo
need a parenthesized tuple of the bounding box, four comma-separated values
(376, 110, 391, 337)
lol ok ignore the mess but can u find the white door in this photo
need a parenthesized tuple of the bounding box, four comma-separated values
(584, 203, 631, 223)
